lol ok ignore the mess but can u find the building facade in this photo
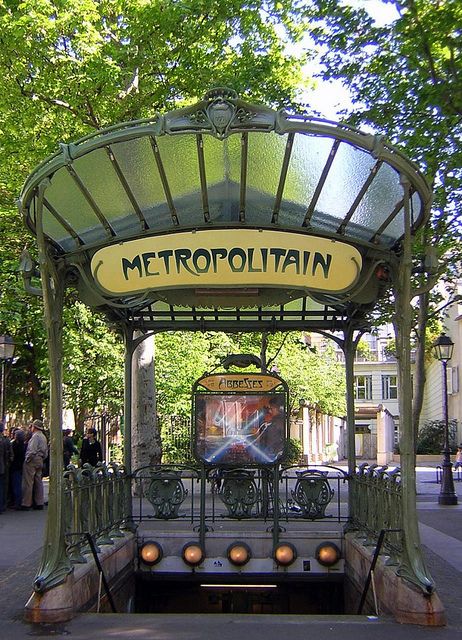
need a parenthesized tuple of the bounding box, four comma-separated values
(422, 283, 462, 447)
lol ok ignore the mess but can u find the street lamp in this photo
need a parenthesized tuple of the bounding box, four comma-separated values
(0, 335, 16, 420)
(432, 333, 457, 505)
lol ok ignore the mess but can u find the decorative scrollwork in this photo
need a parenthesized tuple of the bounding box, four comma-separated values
(165, 87, 276, 138)
(188, 109, 208, 126)
(291, 471, 334, 519)
(218, 470, 260, 519)
(146, 472, 187, 519)
(188, 88, 255, 139)
(235, 107, 255, 125)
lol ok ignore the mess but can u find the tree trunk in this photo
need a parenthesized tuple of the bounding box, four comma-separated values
(412, 290, 430, 438)
(131, 332, 162, 472)
(73, 406, 90, 435)
(24, 343, 43, 419)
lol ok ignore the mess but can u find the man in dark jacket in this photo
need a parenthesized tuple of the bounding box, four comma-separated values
(10, 429, 26, 509)
(0, 422, 13, 513)
(80, 428, 103, 467)
(63, 429, 78, 468)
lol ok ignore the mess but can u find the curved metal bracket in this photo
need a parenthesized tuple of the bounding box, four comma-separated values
(19, 249, 42, 297)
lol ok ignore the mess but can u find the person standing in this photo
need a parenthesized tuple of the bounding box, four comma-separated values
(454, 445, 462, 471)
(80, 428, 103, 467)
(10, 429, 26, 509)
(63, 429, 78, 468)
(21, 419, 48, 510)
(0, 422, 13, 513)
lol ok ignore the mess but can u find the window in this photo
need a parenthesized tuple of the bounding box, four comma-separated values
(354, 375, 372, 400)
(448, 367, 459, 395)
(382, 375, 398, 400)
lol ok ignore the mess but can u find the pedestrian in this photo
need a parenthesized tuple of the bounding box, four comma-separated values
(21, 419, 48, 511)
(10, 429, 26, 509)
(454, 445, 462, 471)
(0, 422, 13, 513)
(80, 428, 103, 467)
(63, 429, 78, 468)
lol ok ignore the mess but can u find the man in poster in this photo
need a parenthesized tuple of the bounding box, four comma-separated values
(256, 397, 285, 462)
(195, 393, 286, 465)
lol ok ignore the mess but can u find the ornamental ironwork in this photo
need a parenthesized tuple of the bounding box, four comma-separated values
(291, 470, 334, 519)
(146, 471, 188, 519)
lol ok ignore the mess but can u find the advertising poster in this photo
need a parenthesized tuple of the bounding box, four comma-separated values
(194, 393, 286, 464)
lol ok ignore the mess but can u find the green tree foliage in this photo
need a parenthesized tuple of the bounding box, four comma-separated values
(0, 0, 308, 157)
(356, 338, 374, 361)
(0, 0, 311, 418)
(306, 0, 461, 285)
(155, 330, 345, 419)
(267, 333, 345, 416)
(62, 302, 124, 431)
(155, 332, 219, 416)
(416, 419, 458, 454)
(0, 212, 47, 419)
(304, 0, 462, 429)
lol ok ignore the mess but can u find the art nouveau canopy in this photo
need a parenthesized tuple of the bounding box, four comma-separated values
(18, 89, 437, 601)
(19, 88, 432, 332)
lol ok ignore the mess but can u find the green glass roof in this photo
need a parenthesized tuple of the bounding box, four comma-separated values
(19, 88, 432, 332)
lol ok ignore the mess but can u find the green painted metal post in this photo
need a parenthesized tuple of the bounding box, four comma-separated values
(123, 327, 134, 526)
(343, 329, 357, 480)
(341, 327, 361, 527)
(272, 464, 280, 549)
(33, 180, 72, 592)
(199, 465, 207, 551)
(392, 175, 434, 593)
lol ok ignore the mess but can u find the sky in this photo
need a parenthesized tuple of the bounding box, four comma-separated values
(305, 0, 400, 120)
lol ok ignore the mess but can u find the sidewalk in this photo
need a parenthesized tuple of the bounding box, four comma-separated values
(0, 469, 461, 638)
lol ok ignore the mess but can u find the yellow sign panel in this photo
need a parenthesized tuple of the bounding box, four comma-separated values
(91, 229, 362, 295)
(199, 374, 281, 392)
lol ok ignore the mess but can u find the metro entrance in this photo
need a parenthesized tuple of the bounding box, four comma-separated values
(18, 88, 444, 624)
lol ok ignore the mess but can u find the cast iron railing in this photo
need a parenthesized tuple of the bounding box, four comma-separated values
(63, 462, 130, 563)
(59, 461, 405, 568)
(131, 463, 348, 525)
(349, 463, 402, 564)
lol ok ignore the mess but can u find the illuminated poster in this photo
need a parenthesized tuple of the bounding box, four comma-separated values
(194, 393, 286, 464)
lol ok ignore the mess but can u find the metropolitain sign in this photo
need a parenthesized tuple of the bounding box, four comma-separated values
(90, 229, 362, 295)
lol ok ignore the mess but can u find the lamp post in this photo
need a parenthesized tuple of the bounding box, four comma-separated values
(432, 333, 458, 505)
(0, 335, 16, 421)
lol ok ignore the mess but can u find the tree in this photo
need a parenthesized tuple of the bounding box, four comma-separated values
(0, 0, 312, 423)
(0, 213, 47, 419)
(265, 332, 346, 415)
(62, 302, 124, 431)
(131, 333, 162, 469)
(305, 0, 462, 432)
(155, 330, 345, 418)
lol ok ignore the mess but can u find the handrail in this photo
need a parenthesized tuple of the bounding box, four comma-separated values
(357, 528, 402, 615)
(63, 462, 130, 562)
(350, 464, 402, 565)
(85, 532, 117, 613)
